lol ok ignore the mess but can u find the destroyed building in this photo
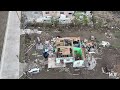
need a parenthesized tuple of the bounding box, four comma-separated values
(46, 36, 97, 70)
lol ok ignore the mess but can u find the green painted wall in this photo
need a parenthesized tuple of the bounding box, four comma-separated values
(73, 47, 82, 57)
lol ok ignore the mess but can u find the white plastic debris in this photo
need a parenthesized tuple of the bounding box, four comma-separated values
(37, 37, 40, 42)
(111, 27, 114, 29)
(87, 57, 97, 70)
(102, 67, 109, 74)
(90, 48, 95, 52)
(89, 52, 95, 54)
(28, 67, 40, 74)
(24, 29, 31, 34)
(86, 11, 92, 18)
(91, 36, 95, 41)
(73, 60, 85, 67)
(51, 38, 56, 43)
(27, 18, 35, 23)
(36, 18, 43, 23)
(36, 43, 43, 50)
(37, 31, 42, 34)
(45, 41, 49, 45)
(45, 49, 49, 52)
(109, 71, 118, 79)
(84, 39, 88, 43)
(105, 32, 112, 39)
(100, 41, 110, 47)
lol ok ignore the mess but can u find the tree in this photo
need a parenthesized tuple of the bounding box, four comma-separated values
(72, 11, 82, 26)
(82, 15, 88, 26)
(51, 17, 59, 27)
(73, 11, 90, 27)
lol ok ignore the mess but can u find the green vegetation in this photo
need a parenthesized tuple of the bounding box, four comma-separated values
(82, 15, 89, 25)
(51, 17, 59, 27)
(73, 11, 89, 26)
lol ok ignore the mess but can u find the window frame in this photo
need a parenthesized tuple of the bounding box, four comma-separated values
(45, 11, 49, 14)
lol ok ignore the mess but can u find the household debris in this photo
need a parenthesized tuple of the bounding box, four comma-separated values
(111, 65, 120, 79)
(28, 67, 41, 74)
(100, 41, 110, 47)
(102, 66, 119, 79)
(36, 43, 43, 50)
(21, 29, 42, 35)
(108, 71, 118, 79)
(105, 32, 113, 39)
(102, 66, 111, 74)
(73, 60, 85, 68)
(90, 35, 95, 41)
(36, 36, 43, 50)
(86, 56, 97, 70)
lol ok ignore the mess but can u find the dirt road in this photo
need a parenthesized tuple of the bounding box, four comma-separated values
(0, 11, 8, 60)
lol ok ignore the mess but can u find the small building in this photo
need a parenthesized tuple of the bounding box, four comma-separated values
(42, 11, 75, 24)
(42, 11, 74, 19)
(23, 11, 93, 25)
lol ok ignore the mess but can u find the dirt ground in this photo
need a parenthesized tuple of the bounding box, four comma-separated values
(0, 11, 8, 60)
(20, 27, 120, 79)
(40, 30, 120, 79)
